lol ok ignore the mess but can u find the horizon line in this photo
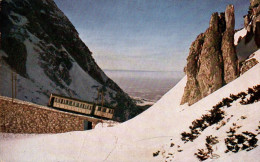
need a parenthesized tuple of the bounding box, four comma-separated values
(103, 69, 184, 73)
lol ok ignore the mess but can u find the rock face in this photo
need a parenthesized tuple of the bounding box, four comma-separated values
(250, 0, 260, 7)
(181, 5, 239, 105)
(240, 58, 259, 75)
(245, 0, 260, 47)
(222, 5, 238, 83)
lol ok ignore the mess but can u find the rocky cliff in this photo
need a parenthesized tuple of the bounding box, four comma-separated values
(0, 0, 140, 121)
(245, 0, 260, 47)
(181, 5, 239, 105)
(236, 0, 260, 62)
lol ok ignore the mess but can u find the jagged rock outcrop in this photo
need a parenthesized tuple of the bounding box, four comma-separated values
(181, 34, 204, 104)
(240, 58, 259, 74)
(181, 5, 239, 105)
(196, 13, 223, 101)
(250, 0, 260, 8)
(222, 5, 238, 83)
(244, 0, 260, 47)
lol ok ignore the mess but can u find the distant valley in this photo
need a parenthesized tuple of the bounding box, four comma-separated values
(104, 70, 184, 102)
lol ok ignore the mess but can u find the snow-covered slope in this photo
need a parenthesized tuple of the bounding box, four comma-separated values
(234, 28, 247, 45)
(0, 0, 138, 121)
(1, 50, 259, 162)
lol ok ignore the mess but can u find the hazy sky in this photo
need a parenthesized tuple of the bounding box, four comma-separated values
(54, 0, 249, 72)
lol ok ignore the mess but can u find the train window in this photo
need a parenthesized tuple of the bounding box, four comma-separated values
(69, 101, 72, 105)
(61, 99, 63, 103)
(98, 107, 101, 111)
(54, 98, 57, 102)
(76, 103, 79, 107)
(102, 108, 106, 112)
(65, 100, 68, 104)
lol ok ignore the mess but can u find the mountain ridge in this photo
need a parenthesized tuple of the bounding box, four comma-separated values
(0, 0, 140, 121)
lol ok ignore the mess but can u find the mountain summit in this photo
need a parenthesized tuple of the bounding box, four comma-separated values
(0, 0, 140, 121)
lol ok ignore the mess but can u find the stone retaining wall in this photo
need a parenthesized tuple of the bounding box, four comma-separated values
(0, 96, 102, 134)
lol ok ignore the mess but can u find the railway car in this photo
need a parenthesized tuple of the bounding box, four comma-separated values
(94, 105, 114, 119)
(48, 93, 114, 119)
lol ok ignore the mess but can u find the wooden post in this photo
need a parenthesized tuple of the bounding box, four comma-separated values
(15, 72, 17, 98)
(96, 88, 99, 105)
(11, 71, 14, 103)
(0, 59, 2, 96)
(101, 91, 104, 107)
(101, 90, 105, 122)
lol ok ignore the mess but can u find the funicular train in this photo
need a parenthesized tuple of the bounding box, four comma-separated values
(48, 94, 114, 119)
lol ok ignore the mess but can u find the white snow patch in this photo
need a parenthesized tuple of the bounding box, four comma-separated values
(234, 28, 247, 45)
(251, 49, 260, 61)
(0, 50, 8, 57)
(8, 11, 28, 26)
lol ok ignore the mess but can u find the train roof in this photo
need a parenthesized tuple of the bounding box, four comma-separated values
(50, 93, 115, 109)
(50, 93, 94, 104)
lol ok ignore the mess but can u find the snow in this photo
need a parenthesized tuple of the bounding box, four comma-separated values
(0, 50, 8, 57)
(42, 0, 48, 5)
(95, 120, 120, 129)
(0, 29, 118, 106)
(5, 0, 13, 3)
(8, 11, 28, 26)
(1, 51, 260, 161)
(131, 96, 155, 106)
(251, 49, 260, 61)
(236, 29, 258, 62)
(234, 28, 247, 45)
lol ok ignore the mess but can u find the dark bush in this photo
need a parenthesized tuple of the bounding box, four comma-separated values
(230, 94, 239, 100)
(194, 149, 209, 161)
(225, 131, 258, 153)
(181, 85, 259, 143)
(206, 135, 219, 145)
(153, 151, 160, 157)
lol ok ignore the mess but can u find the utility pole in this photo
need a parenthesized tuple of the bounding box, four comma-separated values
(101, 90, 104, 107)
(11, 70, 17, 103)
(0, 0, 1, 96)
(11, 71, 14, 103)
(96, 88, 99, 104)
(14, 72, 17, 98)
